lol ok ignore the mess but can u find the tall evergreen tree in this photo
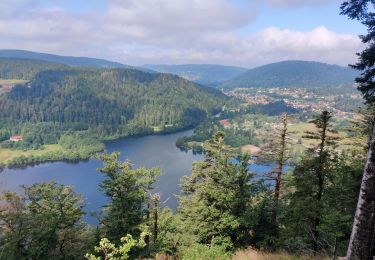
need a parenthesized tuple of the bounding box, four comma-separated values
(178, 132, 253, 248)
(341, 1, 375, 259)
(97, 152, 160, 243)
(286, 111, 337, 252)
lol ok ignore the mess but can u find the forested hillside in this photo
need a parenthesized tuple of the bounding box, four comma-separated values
(0, 68, 227, 136)
(142, 64, 248, 86)
(0, 58, 68, 80)
(221, 60, 358, 89)
(0, 67, 228, 166)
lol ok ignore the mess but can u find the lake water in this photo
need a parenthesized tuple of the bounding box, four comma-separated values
(0, 129, 273, 223)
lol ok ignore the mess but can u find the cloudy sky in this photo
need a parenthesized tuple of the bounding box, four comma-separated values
(0, 0, 366, 68)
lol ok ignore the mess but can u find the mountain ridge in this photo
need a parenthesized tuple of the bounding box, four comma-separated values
(220, 60, 358, 89)
(142, 63, 248, 86)
(0, 49, 130, 69)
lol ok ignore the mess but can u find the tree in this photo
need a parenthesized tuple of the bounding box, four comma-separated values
(0, 182, 86, 259)
(97, 152, 160, 243)
(85, 232, 148, 260)
(286, 111, 337, 253)
(178, 132, 253, 248)
(341, 1, 375, 259)
(262, 113, 292, 211)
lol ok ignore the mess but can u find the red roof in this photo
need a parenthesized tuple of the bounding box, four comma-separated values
(219, 119, 230, 126)
(10, 135, 23, 141)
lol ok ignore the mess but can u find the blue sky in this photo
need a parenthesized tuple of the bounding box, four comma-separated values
(0, 0, 366, 67)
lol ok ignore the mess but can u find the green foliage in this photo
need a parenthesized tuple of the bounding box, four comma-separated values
(0, 182, 87, 259)
(0, 68, 226, 134)
(149, 208, 181, 255)
(97, 152, 160, 243)
(85, 232, 148, 260)
(59, 132, 105, 156)
(341, 1, 375, 103)
(0, 58, 68, 80)
(180, 243, 231, 260)
(247, 101, 299, 116)
(0, 64, 228, 166)
(178, 132, 255, 248)
(278, 112, 362, 255)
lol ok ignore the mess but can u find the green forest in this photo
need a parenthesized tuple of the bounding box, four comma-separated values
(0, 65, 229, 167)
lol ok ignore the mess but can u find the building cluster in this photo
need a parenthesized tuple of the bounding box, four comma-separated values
(225, 87, 359, 118)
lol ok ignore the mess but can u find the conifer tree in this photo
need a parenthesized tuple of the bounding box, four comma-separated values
(287, 111, 338, 252)
(178, 132, 253, 248)
(97, 152, 160, 243)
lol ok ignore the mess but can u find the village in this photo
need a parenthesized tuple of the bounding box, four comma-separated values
(224, 87, 362, 118)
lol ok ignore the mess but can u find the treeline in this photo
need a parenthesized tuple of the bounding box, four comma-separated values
(246, 100, 300, 116)
(0, 110, 365, 259)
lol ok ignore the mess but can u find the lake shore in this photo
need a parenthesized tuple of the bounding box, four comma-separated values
(0, 126, 196, 169)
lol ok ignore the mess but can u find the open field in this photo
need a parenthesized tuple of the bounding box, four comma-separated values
(0, 144, 63, 164)
(0, 79, 29, 94)
(0, 79, 29, 85)
(232, 248, 329, 260)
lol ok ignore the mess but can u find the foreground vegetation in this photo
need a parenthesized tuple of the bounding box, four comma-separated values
(0, 108, 366, 259)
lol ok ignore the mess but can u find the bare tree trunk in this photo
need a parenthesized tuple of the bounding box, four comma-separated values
(346, 121, 375, 260)
(151, 194, 160, 244)
(274, 113, 288, 200)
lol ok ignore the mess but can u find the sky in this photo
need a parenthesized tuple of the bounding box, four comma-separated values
(0, 0, 367, 68)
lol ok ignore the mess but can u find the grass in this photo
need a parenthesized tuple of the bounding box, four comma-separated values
(0, 79, 28, 85)
(288, 122, 351, 149)
(0, 144, 63, 164)
(232, 248, 329, 260)
(0, 79, 29, 94)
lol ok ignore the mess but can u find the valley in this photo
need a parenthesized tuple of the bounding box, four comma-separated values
(0, 50, 368, 259)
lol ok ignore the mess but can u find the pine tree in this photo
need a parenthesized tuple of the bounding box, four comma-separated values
(178, 132, 253, 248)
(97, 152, 160, 243)
(287, 111, 338, 252)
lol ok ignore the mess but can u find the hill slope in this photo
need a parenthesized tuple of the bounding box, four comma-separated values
(220, 60, 358, 89)
(0, 58, 69, 80)
(0, 68, 227, 136)
(142, 64, 248, 86)
(0, 49, 129, 68)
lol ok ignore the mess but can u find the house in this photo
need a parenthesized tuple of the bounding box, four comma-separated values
(241, 144, 261, 155)
(9, 135, 23, 142)
(219, 119, 232, 129)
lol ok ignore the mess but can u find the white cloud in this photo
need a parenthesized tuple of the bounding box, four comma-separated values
(0, 0, 363, 67)
(107, 0, 254, 33)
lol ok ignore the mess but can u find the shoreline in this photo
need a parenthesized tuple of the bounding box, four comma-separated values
(0, 127, 196, 171)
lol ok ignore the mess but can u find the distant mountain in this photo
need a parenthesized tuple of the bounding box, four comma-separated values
(220, 60, 358, 89)
(0, 49, 130, 68)
(142, 64, 248, 86)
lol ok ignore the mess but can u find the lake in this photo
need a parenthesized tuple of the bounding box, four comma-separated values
(0, 129, 273, 223)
